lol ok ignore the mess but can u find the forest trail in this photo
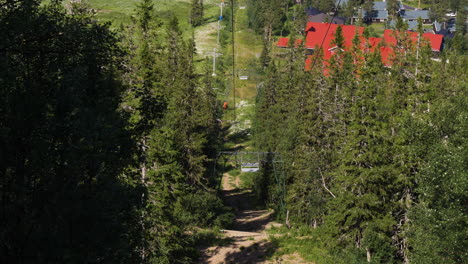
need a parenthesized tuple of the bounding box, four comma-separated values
(201, 171, 276, 264)
(201, 170, 307, 263)
(200, 173, 308, 264)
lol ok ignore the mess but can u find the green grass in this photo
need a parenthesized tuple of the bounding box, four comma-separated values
(80, 0, 220, 30)
(232, 0, 263, 101)
(227, 168, 240, 177)
(368, 23, 386, 38)
(402, 1, 431, 9)
(218, 0, 263, 105)
(266, 226, 342, 264)
(239, 171, 256, 188)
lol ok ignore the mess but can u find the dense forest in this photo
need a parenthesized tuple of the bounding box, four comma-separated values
(1, 0, 231, 263)
(250, 1, 467, 264)
(1, 0, 466, 263)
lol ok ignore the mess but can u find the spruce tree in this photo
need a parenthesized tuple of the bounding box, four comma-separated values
(326, 49, 398, 263)
(0, 1, 142, 262)
(406, 53, 467, 264)
(190, 0, 204, 27)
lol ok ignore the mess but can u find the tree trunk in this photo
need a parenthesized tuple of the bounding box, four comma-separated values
(285, 210, 291, 229)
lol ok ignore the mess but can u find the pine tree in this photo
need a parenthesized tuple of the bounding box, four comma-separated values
(286, 49, 333, 227)
(0, 1, 142, 262)
(405, 53, 467, 264)
(122, 5, 227, 262)
(387, 0, 400, 17)
(190, 0, 204, 27)
(326, 50, 398, 263)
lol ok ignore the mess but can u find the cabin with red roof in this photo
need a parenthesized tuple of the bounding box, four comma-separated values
(304, 22, 364, 51)
(277, 22, 445, 73)
(277, 37, 303, 48)
(383, 29, 444, 52)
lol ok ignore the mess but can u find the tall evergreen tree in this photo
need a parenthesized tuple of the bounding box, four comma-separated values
(325, 46, 399, 263)
(0, 1, 142, 262)
(121, 4, 228, 261)
(406, 53, 467, 264)
(190, 0, 204, 27)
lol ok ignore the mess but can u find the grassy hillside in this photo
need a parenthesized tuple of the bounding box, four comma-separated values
(77, 0, 264, 127)
(86, 0, 220, 28)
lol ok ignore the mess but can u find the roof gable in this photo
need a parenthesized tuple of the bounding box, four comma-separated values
(362, 10, 389, 19)
(407, 20, 419, 30)
(400, 10, 429, 20)
(373, 1, 387, 10)
(277, 37, 289, 47)
(306, 7, 322, 16)
(298, 23, 445, 73)
(308, 13, 346, 24)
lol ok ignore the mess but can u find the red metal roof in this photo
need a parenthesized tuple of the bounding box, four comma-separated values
(379, 46, 394, 66)
(277, 37, 303, 48)
(277, 37, 289, 47)
(383, 29, 443, 51)
(368, 37, 383, 47)
(300, 23, 444, 73)
(305, 22, 364, 50)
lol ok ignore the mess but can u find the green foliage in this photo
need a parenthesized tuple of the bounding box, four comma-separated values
(331, 25, 345, 49)
(315, 0, 336, 12)
(253, 15, 467, 262)
(0, 0, 228, 262)
(190, 0, 204, 27)
(0, 1, 142, 262)
(387, 0, 400, 16)
(246, 0, 289, 39)
(267, 226, 347, 264)
(408, 88, 468, 264)
(2, 0, 466, 263)
(239, 171, 257, 188)
(363, 0, 374, 14)
(120, 1, 225, 262)
(174, 191, 234, 228)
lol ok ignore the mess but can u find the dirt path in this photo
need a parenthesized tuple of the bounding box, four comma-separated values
(194, 21, 218, 57)
(200, 171, 284, 264)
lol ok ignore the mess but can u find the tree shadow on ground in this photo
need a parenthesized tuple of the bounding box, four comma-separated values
(225, 128, 252, 146)
(222, 189, 271, 231)
(222, 189, 256, 211)
(223, 239, 279, 264)
(202, 15, 218, 24)
(195, 231, 235, 249)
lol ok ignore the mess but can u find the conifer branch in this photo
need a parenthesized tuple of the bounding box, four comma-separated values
(318, 168, 336, 199)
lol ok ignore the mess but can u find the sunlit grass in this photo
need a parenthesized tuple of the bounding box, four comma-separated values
(266, 226, 345, 264)
(83, 0, 219, 29)
(368, 23, 386, 37)
(401, 0, 431, 9)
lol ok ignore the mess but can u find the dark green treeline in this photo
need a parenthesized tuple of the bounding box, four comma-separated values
(254, 22, 467, 264)
(0, 0, 230, 263)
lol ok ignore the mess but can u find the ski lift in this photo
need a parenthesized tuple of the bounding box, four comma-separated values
(240, 152, 260, 172)
(212, 151, 286, 217)
(241, 163, 259, 172)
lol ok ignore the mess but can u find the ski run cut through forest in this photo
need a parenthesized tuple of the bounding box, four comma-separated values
(1, 0, 467, 264)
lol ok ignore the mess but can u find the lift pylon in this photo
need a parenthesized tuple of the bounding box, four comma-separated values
(212, 150, 286, 217)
